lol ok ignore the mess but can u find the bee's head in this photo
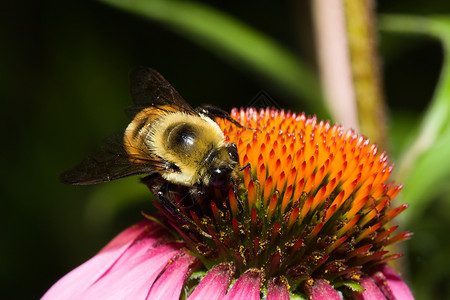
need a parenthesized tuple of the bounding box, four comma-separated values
(210, 166, 232, 188)
(208, 143, 239, 188)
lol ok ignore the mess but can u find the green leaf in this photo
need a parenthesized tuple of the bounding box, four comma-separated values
(99, 0, 327, 116)
(380, 15, 450, 224)
(399, 125, 450, 222)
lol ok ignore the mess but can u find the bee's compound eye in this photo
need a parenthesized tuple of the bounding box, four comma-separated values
(211, 167, 230, 188)
(227, 143, 239, 162)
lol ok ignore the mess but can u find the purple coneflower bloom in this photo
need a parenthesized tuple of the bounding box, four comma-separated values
(44, 108, 414, 299)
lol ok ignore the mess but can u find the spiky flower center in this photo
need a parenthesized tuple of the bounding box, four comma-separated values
(147, 108, 410, 294)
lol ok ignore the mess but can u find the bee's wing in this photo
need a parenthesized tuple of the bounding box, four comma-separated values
(127, 66, 199, 119)
(60, 134, 166, 185)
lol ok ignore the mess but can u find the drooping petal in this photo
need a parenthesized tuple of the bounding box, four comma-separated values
(223, 269, 262, 300)
(146, 251, 198, 299)
(266, 276, 290, 300)
(370, 264, 414, 300)
(81, 243, 182, 299)
(188, 263, 235, 300)
(98, 221, 152, 254)
(304, 279, 341, 300)
(352, 276, 385, 300)
(42, 220, 167, 300)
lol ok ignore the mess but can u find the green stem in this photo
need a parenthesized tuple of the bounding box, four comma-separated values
(344, 0, 389, 150)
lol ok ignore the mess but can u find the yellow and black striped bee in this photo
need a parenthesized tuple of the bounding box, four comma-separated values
(61, 67, 243, 202)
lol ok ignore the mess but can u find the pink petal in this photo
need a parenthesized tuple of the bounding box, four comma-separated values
(42, 220, 174, 300)
(146, 251, 197, 299)
(267, 276, 290, 300)
(81, 243, 182, 299)
(98, 221, 153, 254)
(370, 264, 414, 300)
(223, 268, 262, 300)
(352, 276, 385, 300)
(188, 263, 235, 300)
(305, 279, 341, 300)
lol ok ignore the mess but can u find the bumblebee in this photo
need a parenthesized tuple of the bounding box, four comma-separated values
(60, 67, 243, 195)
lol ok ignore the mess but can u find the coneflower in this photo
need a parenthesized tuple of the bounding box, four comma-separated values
(43, 108, 413, 299)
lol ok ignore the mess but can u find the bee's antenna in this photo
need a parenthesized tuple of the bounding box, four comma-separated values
(240, 162, 254, 181)
(239, 163, 251, 172)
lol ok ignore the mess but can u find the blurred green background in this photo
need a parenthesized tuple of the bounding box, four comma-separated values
(1, 1, 449, 299)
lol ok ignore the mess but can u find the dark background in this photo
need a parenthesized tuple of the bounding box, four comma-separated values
(1, 1, 449, 299)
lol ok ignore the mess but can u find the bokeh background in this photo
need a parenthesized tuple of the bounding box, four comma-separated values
(1, 1, 449, 299)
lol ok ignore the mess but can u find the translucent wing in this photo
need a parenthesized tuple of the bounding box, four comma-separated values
(60, 134, 166, 185)
(61, 67, 244, 185)
(126, 66, 199, 119)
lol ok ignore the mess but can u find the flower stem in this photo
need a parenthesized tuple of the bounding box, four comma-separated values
(344, 0, 389, 150)
(311, 0, 359, 130)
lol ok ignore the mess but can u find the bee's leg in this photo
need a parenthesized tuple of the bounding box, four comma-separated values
(229, 176, 245, 213)
(140, 174, 190, 224)
(190, 183, 205, 197)
(156, 190, 178, 216)
(230, 177, 238, 198)
(155, 184, 197, 227)
(140, 173, 167, 197)
(190, 184, 210, 212)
